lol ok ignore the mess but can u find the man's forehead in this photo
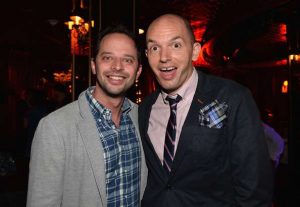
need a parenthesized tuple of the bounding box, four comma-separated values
(147, 18, 186, 36)
(146, 36, 183, 44)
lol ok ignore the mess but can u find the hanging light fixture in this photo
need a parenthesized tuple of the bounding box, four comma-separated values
(65, 0, 94, 56)
(64, 0, 95, 101)
(66, 0, 86, 28)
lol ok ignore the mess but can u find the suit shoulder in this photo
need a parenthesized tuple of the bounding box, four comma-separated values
(127, 99, 138, 116)
(41, 100, 80, 125)
(202, 73, 249, 95)
(128, 99, 138, 109)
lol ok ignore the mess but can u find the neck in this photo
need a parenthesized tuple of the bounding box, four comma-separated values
(93, 88, 125, 128)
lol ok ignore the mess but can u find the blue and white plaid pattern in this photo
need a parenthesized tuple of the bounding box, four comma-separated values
(86, 87, 141, 207)
(199, 100, 228, 128)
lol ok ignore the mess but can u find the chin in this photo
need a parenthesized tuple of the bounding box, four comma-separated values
(161, 84, 177, 93)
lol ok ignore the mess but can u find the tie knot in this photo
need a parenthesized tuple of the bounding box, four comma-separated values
(166, 95, 182, 106)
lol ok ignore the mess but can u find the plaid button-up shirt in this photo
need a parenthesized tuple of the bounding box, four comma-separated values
(86, 87, 141, 207)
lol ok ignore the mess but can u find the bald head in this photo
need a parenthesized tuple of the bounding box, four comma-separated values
(145, 13, 201, 94)
(146, 14, 196, 44)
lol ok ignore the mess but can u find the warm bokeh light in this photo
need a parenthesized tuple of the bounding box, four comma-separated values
(70, 25, 89, 55)
(279, 23, 287, 42)
(70, 15, 84, 25)
(190, 20, 206, 43)
(65, 21, 75, 30)
(138, 29, 144, 34)
(275, 59, 288, 66)
(281, 80, 288, 93)
(53, 69, 72, 83)
(289, 54, 300, 63)
(134, 79, 142, 104)
(190, 20, 211, 66)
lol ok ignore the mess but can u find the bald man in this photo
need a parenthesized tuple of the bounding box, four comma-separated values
(138, 13, 273, 207)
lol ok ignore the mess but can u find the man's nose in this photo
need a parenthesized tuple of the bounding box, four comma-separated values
(160, 48, 171, 63)
(112, 58, 122, 70)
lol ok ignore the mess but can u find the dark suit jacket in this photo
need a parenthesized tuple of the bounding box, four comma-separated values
(139, 70, 273, 207)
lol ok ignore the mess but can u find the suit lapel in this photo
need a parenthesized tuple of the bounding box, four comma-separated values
(171, 71, 212, 174)
(140, 92, 170, 180)
(143, 71, 214, 179)
(127, 102, 148, 199)
(171, 91, 207, 174)
(77, 93, 107, 206)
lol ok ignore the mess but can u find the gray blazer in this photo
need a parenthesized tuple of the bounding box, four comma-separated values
(27, 91, 148, 207)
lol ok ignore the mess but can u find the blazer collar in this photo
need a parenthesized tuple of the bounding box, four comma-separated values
(77, 91, 107, 206)
(171, 70, 217, 175)
(77, 91, 147, 201)
(162, 70, 214, 179)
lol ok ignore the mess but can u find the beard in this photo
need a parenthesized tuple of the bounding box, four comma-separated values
(95, 73, 135, 98)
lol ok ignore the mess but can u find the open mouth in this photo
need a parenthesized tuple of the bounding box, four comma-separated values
(108, 75, 124, 80)
(160, 66, 177, 72)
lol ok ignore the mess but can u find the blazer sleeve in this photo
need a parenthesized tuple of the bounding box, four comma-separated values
(229, 88, 273, 207)
(27, 116, 65, 207)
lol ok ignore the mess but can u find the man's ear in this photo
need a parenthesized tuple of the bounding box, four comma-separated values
(145, 49, 148, 57)
(192, 42, 201, 61)
(91, 58, 96, 75)
(136, 64, 142, 80)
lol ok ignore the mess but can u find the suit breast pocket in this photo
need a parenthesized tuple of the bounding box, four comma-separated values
(184, 126, 228, 167)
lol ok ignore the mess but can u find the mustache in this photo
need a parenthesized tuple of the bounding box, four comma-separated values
(104, 71, 129, 78)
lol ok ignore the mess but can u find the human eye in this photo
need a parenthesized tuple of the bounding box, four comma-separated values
(172, 42, 182, 49)
(123, 57, 134, 64)
(148, 45, 160, 53)
(102, 55, 113, 61)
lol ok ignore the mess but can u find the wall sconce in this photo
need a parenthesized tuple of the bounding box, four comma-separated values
(289, 54, 300, 63)
(281, 80, 288, 93)
(64, 0, 94, 101)
(138, 29, 144, 34)
(64, 0, 94, 56)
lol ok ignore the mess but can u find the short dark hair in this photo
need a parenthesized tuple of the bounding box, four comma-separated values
(92, 24, 141, 64)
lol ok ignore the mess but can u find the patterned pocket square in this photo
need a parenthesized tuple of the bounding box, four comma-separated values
(199, 100, 228, 129)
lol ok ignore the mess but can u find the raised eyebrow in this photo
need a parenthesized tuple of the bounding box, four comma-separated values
(99, 51, 113, 56)
(146, 36, 183, 45)
(146, 39, 158, 46)
(170, 36, 183, 42)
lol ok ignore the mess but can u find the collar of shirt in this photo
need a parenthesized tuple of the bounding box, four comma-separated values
(85, 86, 132, 121)
(161, 68, 198, 105)
(148, 68, 198, 164)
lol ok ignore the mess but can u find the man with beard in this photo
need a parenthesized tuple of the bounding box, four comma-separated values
(27, 25, 147, 207)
